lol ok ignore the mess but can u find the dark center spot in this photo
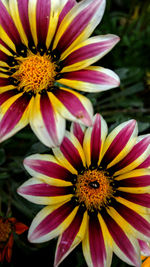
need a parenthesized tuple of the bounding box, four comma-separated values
(89, 181, 100, 189)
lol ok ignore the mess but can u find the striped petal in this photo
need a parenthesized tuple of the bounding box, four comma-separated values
(70, 122, 86, 145)
(108, 135, 150, 176)
(17, 178, 73, 205)
(28, 201, 79, 243)
(57, 0, 76, 29)
(29, 93, 66, 148)
(61, 34, 120, 70)
(136, 155, 150, 169)
(54, 208, 88, 267)
(83, 114, 108, 167)
(53, 0, 106, 58)
(0, 0, 22, 47)
(101, 120, 138, 169)
(23, 154, 73, 186)
(0, 92, 33, 142)
(82, 213, 112, 267)
(60, 66, 120, 93)
(103, 208, 141, 266)
(50, 87, 93, 126)
(53, 131, 86, 173)
(139, 241, 150, 256)
(116, 169, 150, 193)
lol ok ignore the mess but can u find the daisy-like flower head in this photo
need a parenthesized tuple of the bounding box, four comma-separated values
(18, 114, 150, 267)
(0, 0, 120, 147)
(0, 216, 28, 262)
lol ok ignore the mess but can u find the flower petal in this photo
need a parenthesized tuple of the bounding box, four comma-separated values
(82, 213, 112, 267)
(50, 87, 93, 126)
(18, 177, 73, 205)
(28, 201, 78, 243)
(0, 92, 33, 142)
(23, 154, 73, 186)
(54, 208, 87, 267)
(61, 34, 120, 70)
(57, 0, 76, 28)
(109, 135, 150, 176)
(29, 93, 66, 148)
(60, 66, 120, 92)
(53, 131, 86, 172)
(14, 222, 28, 235)
(70, 122, 86, 145)
(138, 240, 150, 256)
(53, 0, 106, 58)
(103, 208, 141, 266)
(101, 120, 138, 169)
(83, 114, 108, 167)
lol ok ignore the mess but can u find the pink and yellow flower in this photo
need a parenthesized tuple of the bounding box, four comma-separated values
(18, 114, 150, 267)
(0, 0, 120, 147)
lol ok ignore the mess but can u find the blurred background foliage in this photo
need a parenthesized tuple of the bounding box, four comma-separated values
(0, 0, 150, 266)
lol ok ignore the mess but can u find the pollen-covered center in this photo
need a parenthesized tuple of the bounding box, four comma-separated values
(75, 169, 112, 211)
(13, 54, 56, 93)
(0, 220, 12, 243)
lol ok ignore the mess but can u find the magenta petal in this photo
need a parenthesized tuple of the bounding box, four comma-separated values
(60, 136, 84, 170)
(53, 88, 92, 126)
(120, 192, 150, 208)
(0, 1, 21, 46)
(117, 175, 150, 188)
(136, 155, 150, 169)
(0, 94, 31, 139)
(103, 212, 140, 266)
(115, 202, 150, 237)
(71, 122, 85, 145)
(55, 207, 84, 266)
(17, 0, 34, 43)
(108, 135, 150, 173)
(24, 158, 72, 182)
(138, 240, 150, 256)
(29, 201, 74, 241)
(40, 94, 58, 145)
(36, 0, 51, 44)
(18, 183, 72, 197)
(90, 114, 102, 165)
(89, 215, 106, 266)
(102, 120, 136, 166)
(56, 0, 102, 53)
(57, 0, 76, 28)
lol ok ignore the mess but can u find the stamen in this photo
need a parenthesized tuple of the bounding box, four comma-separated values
(0, 219, 12, 243)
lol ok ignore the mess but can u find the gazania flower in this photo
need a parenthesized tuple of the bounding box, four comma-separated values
(0, 216, 28, 262)
(17, 113, 150, 267)
(0, 0, 120, 147)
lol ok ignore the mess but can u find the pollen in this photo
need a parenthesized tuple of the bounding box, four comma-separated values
(13, 54, 56, 93)
(0, 219, 12, 243)
(75, 169, 112, 211)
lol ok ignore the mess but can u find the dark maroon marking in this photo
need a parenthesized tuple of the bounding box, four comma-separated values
(19, 183, 72, 196)
(30, 201, 75, 240)
(18, 0, 34, 43)
(55, 207, 84, 265)
(60, 136, 84, 171)
(119, 192, 150, 208)
(72, 122, 84, 145)
(91, 114, 101, 166)
(108, 136, 150, 173)
(40, 93, 58, 145)
(101, 121, 136, 167)
(0, 2, 21, 46)
(115, 201, 150, 237)
(117, 175, 150, 188)
(0, 94, 31, 138)
(0, 90, 17, 105)
(102, 211, 138, 265)
(89, 215, 106, 266)
(24, 158, 72, 182)
(56, 0, 102, 53)
(36, 0, 51, 44)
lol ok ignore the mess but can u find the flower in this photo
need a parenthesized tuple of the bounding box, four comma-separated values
(0, 216, 28, 262)
(17, 113, 150, 267)
(139, 241, 150, 267)
(0, 0, 120, 147)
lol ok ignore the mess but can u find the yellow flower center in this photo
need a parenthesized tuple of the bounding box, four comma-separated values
(75, 169, 112, 211)
(13, 54, 56, 94)
(0, 219, 12, 243)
